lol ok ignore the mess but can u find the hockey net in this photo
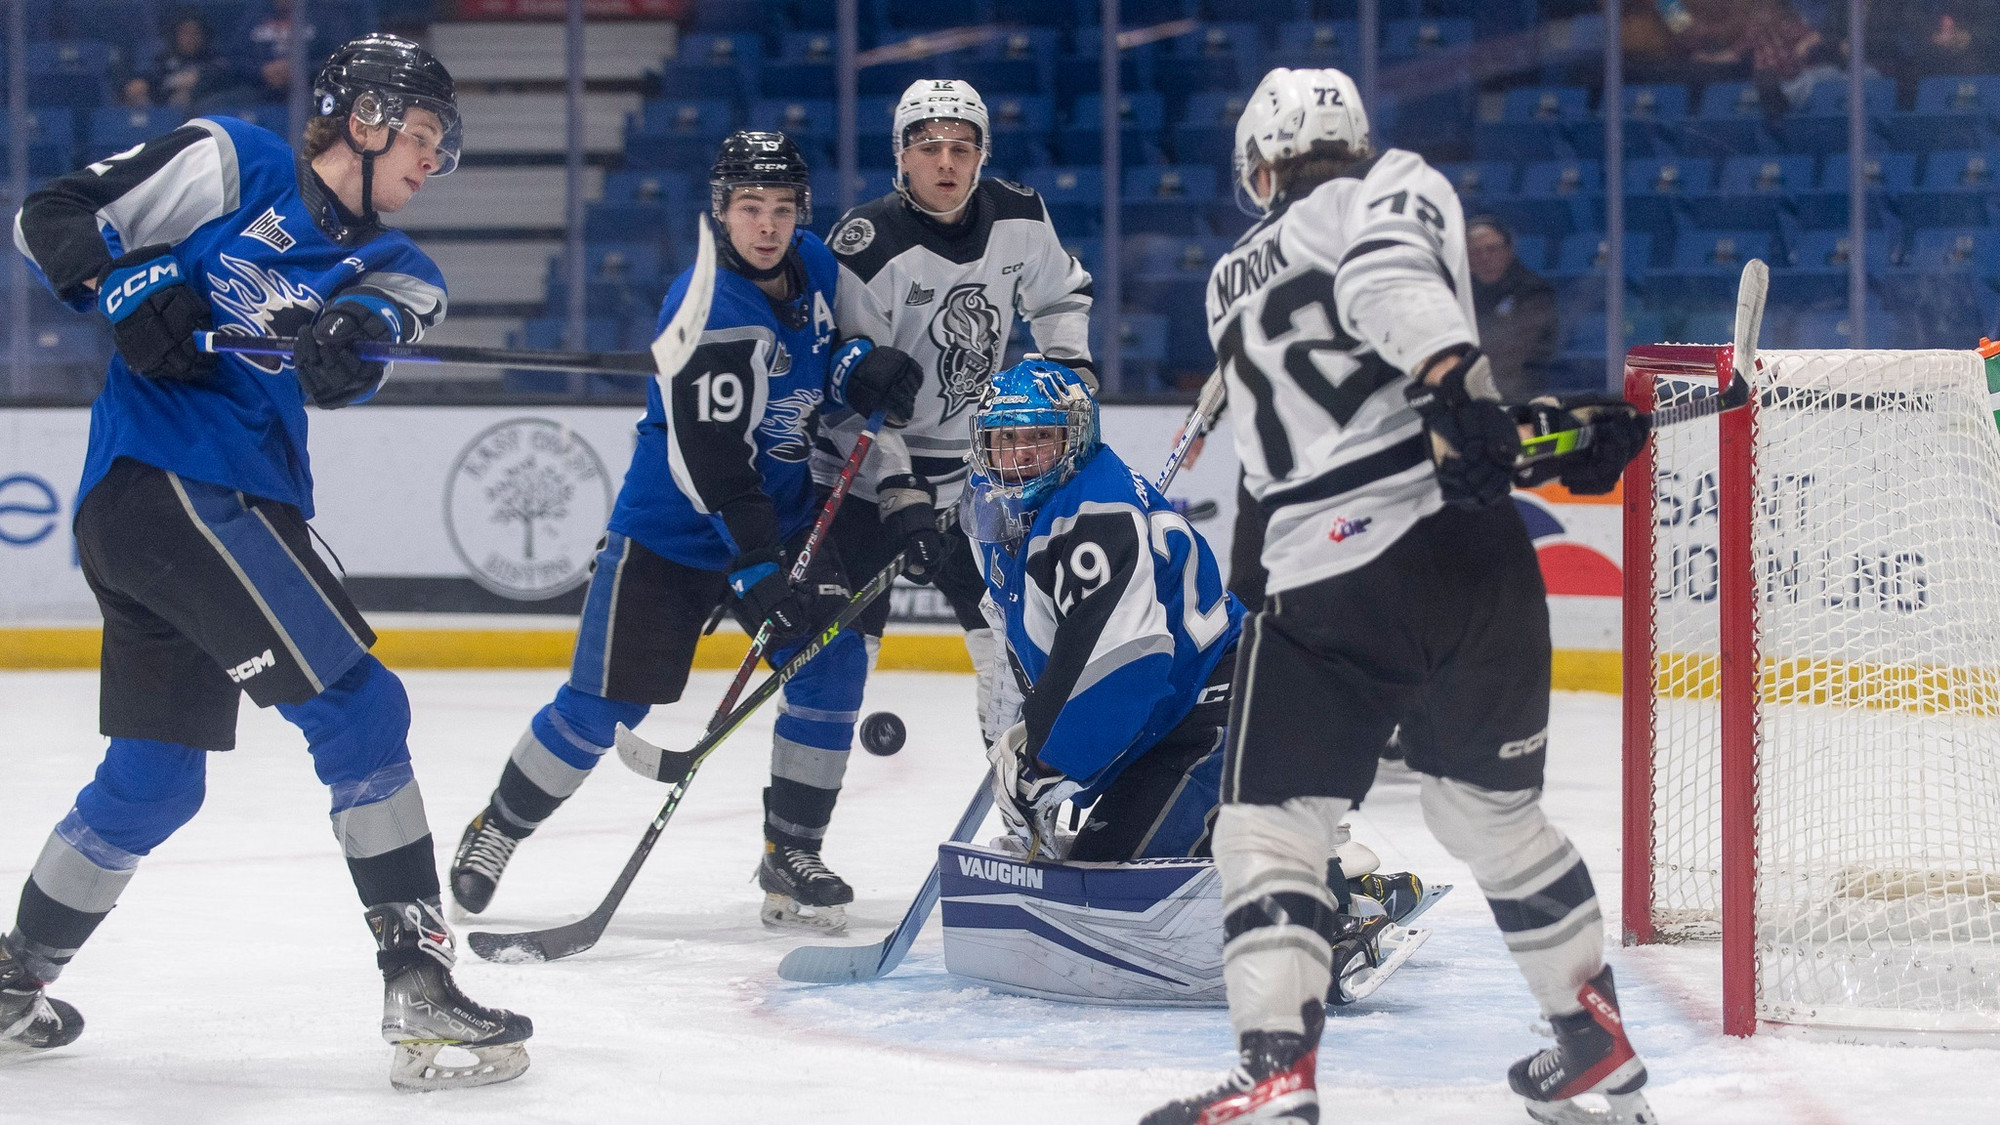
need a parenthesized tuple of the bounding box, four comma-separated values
(1623, 344, 2000, 1042)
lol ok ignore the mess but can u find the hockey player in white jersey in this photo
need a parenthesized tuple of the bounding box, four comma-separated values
(817, 79, 1095, 745)
(1144, 69, 1654, 1125)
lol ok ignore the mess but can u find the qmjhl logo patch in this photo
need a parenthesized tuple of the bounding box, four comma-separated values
(1327, 515, 1373, 543)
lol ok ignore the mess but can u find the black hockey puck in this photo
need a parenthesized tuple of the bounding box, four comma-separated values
(859, 711, 906, 756)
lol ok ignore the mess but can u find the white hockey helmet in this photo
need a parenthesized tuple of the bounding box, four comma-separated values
(1234, 67, 1371, 214)
(892, 78, 992, 165)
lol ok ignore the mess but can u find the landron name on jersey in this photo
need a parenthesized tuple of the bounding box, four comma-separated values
(1210, 234, 1290, 320)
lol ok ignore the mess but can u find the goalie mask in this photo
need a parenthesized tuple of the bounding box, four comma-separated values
(961, 356, 1100, 545)
(314, 33, 461, 224)
(1234, 66, 1370, 215)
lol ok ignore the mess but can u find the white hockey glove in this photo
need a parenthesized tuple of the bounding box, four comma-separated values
(985, 722, 1081, 850)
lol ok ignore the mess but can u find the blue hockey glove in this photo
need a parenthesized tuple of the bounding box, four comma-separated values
(729, 554, 813, 644)
(294, 295, 400, 408)
(830, 338, 922, 426)
(96, 244, 214, 382)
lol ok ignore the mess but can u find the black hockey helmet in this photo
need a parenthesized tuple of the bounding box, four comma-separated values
(313, 33, 462, 177)
(710, 130, 811, 225)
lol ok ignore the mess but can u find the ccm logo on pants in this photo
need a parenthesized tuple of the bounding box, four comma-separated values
(227, 649, 277, 684)
(1498, 730, 1548, 760)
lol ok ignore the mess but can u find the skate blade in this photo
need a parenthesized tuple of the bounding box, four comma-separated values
(1339, 925, 1431, 1004)
(389, 1040, 530, 1092)
(760, 893, 848, 935)
(1525, 1090, 1658, 1125)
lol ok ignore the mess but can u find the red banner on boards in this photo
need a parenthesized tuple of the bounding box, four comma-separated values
(456, 0, 692, 18)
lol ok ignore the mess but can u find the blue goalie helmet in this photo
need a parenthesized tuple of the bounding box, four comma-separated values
(961, 356, 1099, 544)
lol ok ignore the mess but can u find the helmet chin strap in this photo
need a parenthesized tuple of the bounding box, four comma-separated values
(897, 164, 982, 223)
(710, 213, 791, 283)
(344, 120, 394, 228)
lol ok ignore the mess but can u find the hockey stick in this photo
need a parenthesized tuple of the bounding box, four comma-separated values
(196, 219, 721, 378)
(465, 552, 907, 964)
(775, 774, 995, 983)
(615, 405, 891, 782)
(1517, 259, 1765, 466)
(775, 381, 1229, 982)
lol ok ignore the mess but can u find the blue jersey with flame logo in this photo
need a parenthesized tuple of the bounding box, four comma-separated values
(608, 230, 840, 572)
(19, 116, 449, 518)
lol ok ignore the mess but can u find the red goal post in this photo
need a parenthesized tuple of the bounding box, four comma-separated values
(1620, 344, 2000, 1044)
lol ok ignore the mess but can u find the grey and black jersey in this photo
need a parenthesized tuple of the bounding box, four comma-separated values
(1205, 147, 1477, 595)
(816, 179, 1094, 505)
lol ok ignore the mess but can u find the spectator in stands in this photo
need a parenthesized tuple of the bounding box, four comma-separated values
(1690, 0, 1829, 115)
(1468, 216, 1558, 402)
(195, 0, 325, 112)
(1898, 2, 2000, 80)
(121, 13, 227, 110)
(1670, 0, 1754, 84)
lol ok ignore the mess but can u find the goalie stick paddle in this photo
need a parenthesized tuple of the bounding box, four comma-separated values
(196, 221, 722, 378)
(616, 403, 890, 782)
(466, 552, 907, 964)
(775, 774, 996, 984)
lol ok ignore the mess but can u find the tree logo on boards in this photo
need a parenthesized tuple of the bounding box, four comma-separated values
(444, 418, 614, 600)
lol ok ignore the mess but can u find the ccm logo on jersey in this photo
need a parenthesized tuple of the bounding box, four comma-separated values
(1498, 730, 1548, 760)
(957, 855, 1045, 889)
(226, 649, 277, 683)
(100, 261, 182, 318)
(1327, 515, 1373, 542)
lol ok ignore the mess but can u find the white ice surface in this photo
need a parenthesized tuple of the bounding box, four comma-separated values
(0, 670, 1990, 1124)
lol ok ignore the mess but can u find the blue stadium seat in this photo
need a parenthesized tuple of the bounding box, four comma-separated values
(1792, 152, 1915, 229)
(689, 0, 764, 33)
(1125, 233, 1233, 276)
(1055, 34, 1154, 102)
(809, 167, 898, 218)
(883, 0, 986, 30)
(678, 32, 765, 68)
(760, 61, 835, 101)
(1381, 19, 1473, 61)
(1773, 228, 1892, 304)
(1171, 91, 1247, 169)
(1776, 77, 1895, 154)
(1648, 229, 1776, 303)
(748, 98, 838, 165)
(1895, 149, 1999, 229)
(632, 98, 736, 137)
(1061, 235, 1104, 277)
(1009, 0, 1089, 27)
(1094, 311, 1174, 391)
(1269, 20, 1362, 71)
(1550, 231, 1654, 280)
(1494, 159, 1601, 238)
(0, 109, 76, 178)
(653, 61, 753, 103)
(583, 204, 675, 244)
(988, 94, 1057, 172)
(1901, 227, 2000, 273)
(581, 242, 667, 285)
(778, 31, 838, 64)
(603, 169, 697, 205)
(1571, 84, 1692, 159)
(1021, 166, 1105, 234)
(87, 106, 185, 156)
(1676, 82, 1775, 159)
(1775, 306, 1881, 350)
(978, 28, 1061, 66)
(860, 57, 988, 99)
(1152, 23, 1261, 114)
(1122, 164, 1219, 235)
(1475, 85, 1590, 162)
(1885, 75, 2000, 153)
(1440, 160, 1519, 209)
(1684, 154, 1814, 230)
(1059, 93, 1167, 165)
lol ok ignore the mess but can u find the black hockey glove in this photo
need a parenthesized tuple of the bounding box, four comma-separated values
(293, 296, 400, 409)
(728, 551, 814, 644)
(1512, 393, 1649, 496)
(1404, 348, 1520, 509)
(878, 473, 944, 582)
(96, 244, 215, 383)
(830, 338, 922, 426)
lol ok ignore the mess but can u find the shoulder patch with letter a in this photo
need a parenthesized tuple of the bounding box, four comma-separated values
(243, 207, 296, 253)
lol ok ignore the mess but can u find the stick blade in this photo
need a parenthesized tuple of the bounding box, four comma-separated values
(614, 722, 697, 783)
(1732, 258, 1770, 382)
(468, 918, 602, 965)
(776, 940, 892, 984)
(650, 218, 716, 380)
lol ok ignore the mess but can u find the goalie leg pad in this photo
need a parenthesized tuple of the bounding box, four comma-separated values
(1421, 774, 1605, 1016)
(1214, 797, 1352, 1039)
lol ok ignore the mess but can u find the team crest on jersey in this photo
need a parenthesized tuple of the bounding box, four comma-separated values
(761, 387, 818, 462)
(770, 341, 793, 377)
(904, 281, 935, 306)
(208, 253, 322, 373)
(831, 217, 875, 255)
(929, 283, 1004, 422)
(242, 207, 296, 253)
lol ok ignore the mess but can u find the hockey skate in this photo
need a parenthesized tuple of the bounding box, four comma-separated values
(1324, 884, 1444, 1006)
(1140, 1001, 1322, 1125)
(757, 842, 853, 934)
(368, 899, 532, 1092)
(448, 806, 523, 917)
(1508, 966, 1656, 1125)
(0, 939, 83, 1057)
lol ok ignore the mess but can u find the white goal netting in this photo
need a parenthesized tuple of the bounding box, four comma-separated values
(1640, 348, 2000, 1039)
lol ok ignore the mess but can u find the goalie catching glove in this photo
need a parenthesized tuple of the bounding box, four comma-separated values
(986, 721, 1081, 850)
(1404, 347, 1519, 509)
(1512, 393, 1649, 496)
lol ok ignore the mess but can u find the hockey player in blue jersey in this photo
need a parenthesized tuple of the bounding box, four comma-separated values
(0, 35, 535, 1090)
(962, 357, 1243, 862)
(448, 131, 923, 935)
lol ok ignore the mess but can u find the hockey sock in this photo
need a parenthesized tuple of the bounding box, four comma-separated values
(1214, 797, 1353, 1039)
(494, 687, 650, 834)
(1420, 775, 1605, 1016)
(765, 630, 864, 849)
